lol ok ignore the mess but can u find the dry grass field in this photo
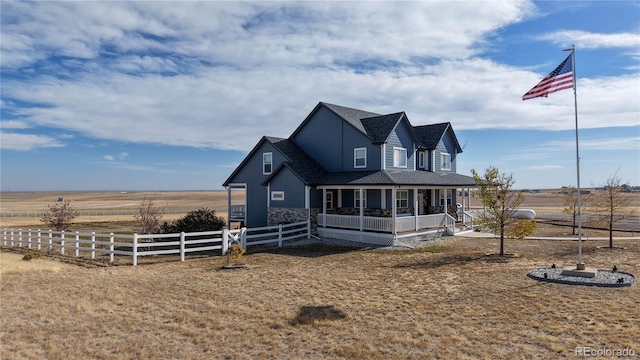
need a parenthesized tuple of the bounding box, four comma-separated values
(0, 191, 243, 230)
(1, 191, 639, 359)
(1, 237, 638, 359)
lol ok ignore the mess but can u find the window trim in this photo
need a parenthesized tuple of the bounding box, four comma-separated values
(418, 151, 425, 169)
(396, 190, 409, 208)
(354, 190, 367, 208)
(440, 152, 451, 171)
(393, 147, 407, 168)
(354, 147, 367, 168)
(271, 191, 284, 201)
(263, 152, 273, 175)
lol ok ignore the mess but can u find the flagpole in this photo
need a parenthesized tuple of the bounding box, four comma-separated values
(564, 45, 584, 269)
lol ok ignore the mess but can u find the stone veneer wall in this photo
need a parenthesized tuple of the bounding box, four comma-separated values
(268, 207, 320, 235)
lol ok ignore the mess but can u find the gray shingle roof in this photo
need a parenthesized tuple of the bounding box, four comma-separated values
(321, 102, 381, 135)
(263, 137, 327, 184)
(360, 112, 405, 144)
(414, 123, 450, 149)
(318, 170, 476, 187)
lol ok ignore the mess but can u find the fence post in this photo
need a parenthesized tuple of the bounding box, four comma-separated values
(60, 231, 65, 255)
(240, 227, 247, 250)
(278, 224, 283, 247)
(18, 229, 22, 247)
(75, 231, 80, 257)
(222, 230, 229, 255)
(109, 233, 115, 263)
(307, 220, 311, 239)
(2, 228, 6, 246)
(132, 233, 138, 266)
(10, 229, 14, 246)
(48, 230, 53, 252)
(180, 232, 185, 262)
(37, 229, 42, 250)
(91, 232, 96, 259)
(28, 229, 32, 249)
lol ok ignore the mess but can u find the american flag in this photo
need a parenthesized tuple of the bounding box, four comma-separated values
(522, 54, 574, 100)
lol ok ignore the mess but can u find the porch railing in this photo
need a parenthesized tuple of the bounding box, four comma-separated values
(229, 205, 246, 220)
(320, 213, 449, 233)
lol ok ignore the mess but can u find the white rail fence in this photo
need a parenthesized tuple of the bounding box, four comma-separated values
(2, 221, 310, 266)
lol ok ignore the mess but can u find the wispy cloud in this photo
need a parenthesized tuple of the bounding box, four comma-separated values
(537, 30, 640, 49)
(1, 1, 638, 153)
(0, 132, 64, 151)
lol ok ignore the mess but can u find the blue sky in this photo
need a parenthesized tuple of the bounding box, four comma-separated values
(1, 1, 639, 191)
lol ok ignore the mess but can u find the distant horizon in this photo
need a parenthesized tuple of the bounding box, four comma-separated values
(2, 184, 638, 194)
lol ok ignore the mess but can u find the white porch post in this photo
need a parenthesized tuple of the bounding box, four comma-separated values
(322, 188, 327, 227)
(359, 188, 364, 231)
(227, 186, 231, 229)
(414, 187, 419, 230)
(337, 189, 342, 207)
(380, 189, 386, 209)
(392, 187, 397, 235)
(461, 188, 466, 226)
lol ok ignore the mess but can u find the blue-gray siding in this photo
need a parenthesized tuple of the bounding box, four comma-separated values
(225, 141, 288, 227)
(292, 106, 380, 172)
(384, 119, 415, 170)
(269, 167, 306, 208)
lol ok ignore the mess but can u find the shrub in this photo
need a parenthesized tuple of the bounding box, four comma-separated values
(41, 200, 79, 231)
(227, 243, 245, 265)
(22, 251, 45, 261)
(162, 208, 226, 233)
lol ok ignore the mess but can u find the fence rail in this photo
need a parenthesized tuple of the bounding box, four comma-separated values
(2, 220, 310, 266)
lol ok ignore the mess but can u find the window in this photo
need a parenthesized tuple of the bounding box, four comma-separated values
(263, 152, 272, 174)
(271, 191, 284, 201)
(396, 190, 408, 208)
(440, 153, 451, 170)
(354, 190, 367, 208)
(440, 189, 452, 206)
(418, 151, 425, 169)
(393, 147, 407, 167)
(326, 192, 333, 209)
(354, 148, 367, 168)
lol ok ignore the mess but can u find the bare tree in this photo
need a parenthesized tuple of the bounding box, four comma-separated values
(589, 174, 635, 248)
(562, 186, 591, 235)
(471, 166, 536, 256)
(134, 194, 164, 235)
(41, 199, 79, 231)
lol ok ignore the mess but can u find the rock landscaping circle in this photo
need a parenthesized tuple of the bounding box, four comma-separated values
(528, 268, 635, 287)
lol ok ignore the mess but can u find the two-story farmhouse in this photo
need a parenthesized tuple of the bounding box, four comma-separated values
(223, 102, 477, 245)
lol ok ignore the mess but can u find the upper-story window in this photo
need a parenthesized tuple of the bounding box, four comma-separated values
(393, 147, 407, 168)
(263, 152, 273, 174)
(354, 190, 367, 208)
(418, 151, 425, 169)
(396, 190, 409, 208)
(440, 153, 451, 170)
(354, 148, 367, 168)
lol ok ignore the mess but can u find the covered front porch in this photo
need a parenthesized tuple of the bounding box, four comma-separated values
(316, 185, 474, 245)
